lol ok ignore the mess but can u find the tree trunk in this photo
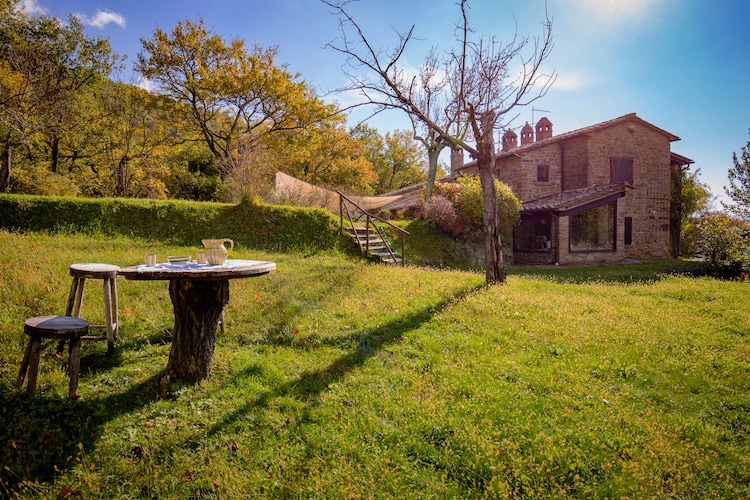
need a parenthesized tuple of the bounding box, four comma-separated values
(476, 113, 505, 283)
(117, 157, 128, 195)
(0, 138, 10, 193)
(165, 279, 230, 384)
(50, 137, 59, 173)
(423, 143, 444, 203)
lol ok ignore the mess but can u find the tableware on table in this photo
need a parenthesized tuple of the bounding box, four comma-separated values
(196, 252, 207, 264)
(144, 253, 157, 266)
(201, 238, 234, 265)
(167, 255, 191, 264)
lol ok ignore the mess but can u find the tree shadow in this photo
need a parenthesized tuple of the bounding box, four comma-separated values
(0, 372, 162, 495)
(207, 282, 486, 436)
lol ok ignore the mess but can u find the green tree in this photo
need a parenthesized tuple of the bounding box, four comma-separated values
(724, 129, 750, 220)
(380, 130, 426, 193)
(0, 1, 116, 191)
(670, 165, 711, 257)
(136, 18, 331, 180)
(268, 116, 378, 195)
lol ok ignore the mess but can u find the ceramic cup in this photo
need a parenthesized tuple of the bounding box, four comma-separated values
(196, 252, 207, 264)
(144, 253, 157, 266)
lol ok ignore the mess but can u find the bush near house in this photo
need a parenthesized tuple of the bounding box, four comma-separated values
(681, 212, 750, 280)
(424, 177, 521, 246)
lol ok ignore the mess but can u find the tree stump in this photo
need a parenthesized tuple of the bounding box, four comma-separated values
(165, 279, 229, 383)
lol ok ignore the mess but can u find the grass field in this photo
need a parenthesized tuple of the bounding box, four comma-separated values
(0, 230, 748, 498)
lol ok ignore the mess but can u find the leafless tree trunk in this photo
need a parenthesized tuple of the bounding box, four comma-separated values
(324, 0, 554, 283)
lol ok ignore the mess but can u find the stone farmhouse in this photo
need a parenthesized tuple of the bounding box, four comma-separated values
(451, 113, 693, 265)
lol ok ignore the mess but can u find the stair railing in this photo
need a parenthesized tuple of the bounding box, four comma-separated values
(337, 190, 409, 266)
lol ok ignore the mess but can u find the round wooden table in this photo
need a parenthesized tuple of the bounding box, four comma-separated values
(118, 259, 275, 385)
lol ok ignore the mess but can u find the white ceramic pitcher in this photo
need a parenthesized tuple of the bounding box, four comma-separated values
(201, 238, 234, 265)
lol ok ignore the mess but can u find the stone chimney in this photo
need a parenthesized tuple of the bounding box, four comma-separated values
(520, 122, 534, 145)
(502, 129, 518, 151)
(450, 147, 464, 175)
(535, 117, 553, 141)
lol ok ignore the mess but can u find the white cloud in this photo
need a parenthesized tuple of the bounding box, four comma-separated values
(74, 10, 126, 29)
(15, 0, 48, 16)
(580, 0, 662, 21)
(569, 0, 664, 28)
(551, 70, 591, 91)
(137, 78, 157, 93)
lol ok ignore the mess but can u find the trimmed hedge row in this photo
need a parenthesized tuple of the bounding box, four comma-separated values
(0, 194, 348, 253)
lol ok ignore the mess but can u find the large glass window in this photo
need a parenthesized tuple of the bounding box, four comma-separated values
(569, 202, 615, 251)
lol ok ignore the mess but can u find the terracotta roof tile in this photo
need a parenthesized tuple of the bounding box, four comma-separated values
(522, 183, 628, 214)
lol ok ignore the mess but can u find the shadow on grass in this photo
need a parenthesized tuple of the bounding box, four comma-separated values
(0, 370, 162, 496)
(207, 282, 486, 436)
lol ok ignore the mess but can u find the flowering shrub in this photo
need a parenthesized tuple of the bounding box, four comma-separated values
(427, 177, 521, 243)
(423, 195, 458, 234)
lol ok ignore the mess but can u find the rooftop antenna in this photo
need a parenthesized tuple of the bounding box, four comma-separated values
(532, 106, 551, 126)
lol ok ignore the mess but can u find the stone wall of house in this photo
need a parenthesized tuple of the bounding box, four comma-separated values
(562, 137, 589, 191)
(552, 120, 672, 264)
(497, 148, 563, 202)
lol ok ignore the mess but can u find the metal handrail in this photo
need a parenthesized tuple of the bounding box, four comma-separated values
(337, 190, 409, 266)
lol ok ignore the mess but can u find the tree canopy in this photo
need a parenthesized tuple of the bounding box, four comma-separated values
(136, 18, 333, 180)
(724, 129, 750, 220)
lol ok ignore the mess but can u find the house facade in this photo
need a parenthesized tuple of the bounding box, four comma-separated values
(452, 113, 693, 265)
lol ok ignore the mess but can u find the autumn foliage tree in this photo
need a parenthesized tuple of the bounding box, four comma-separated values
(0, 1, 116, 192)
(136, 18, 334, 181)
(325, 0, 554, 282)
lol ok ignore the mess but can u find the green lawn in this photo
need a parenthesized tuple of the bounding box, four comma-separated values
(0, 230, 748, 498)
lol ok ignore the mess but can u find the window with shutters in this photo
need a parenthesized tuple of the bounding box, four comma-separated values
(536, 164, 549, 182)
(610, 156, 633, 184)
(624, 216, 633, 245)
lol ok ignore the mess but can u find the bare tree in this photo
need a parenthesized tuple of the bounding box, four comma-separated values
(324, 0, 555, 283)
(409, 49, 463, 203)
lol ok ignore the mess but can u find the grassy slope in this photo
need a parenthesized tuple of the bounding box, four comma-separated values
(0, 230, 748, 498)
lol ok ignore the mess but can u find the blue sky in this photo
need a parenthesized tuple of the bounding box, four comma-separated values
(19, 0, 750, 207)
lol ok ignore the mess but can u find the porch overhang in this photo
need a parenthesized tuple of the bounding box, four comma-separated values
(520, 183, 629, 217)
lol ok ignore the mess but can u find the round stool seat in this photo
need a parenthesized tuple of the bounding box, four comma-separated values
(18, 315, 90, 398)
(69, 263, 120, 279)
(25, 315, 89, 340)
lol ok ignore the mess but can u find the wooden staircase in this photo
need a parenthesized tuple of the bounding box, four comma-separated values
(345, 225, 404, 265)
(337, 191, 409, 266)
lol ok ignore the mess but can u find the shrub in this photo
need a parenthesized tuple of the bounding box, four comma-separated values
(428, 177, 521, 244)
(423, 195, 458, 234)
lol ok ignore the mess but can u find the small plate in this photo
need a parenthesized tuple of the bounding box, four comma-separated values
(167, 255, 191, 264)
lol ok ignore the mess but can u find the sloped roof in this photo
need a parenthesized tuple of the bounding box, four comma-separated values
(456, 113, 689, 174)
(521, 183, 628, 215)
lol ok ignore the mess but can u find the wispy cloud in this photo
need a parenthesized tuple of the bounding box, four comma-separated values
(551, 70, 592, 91)
(15, 0, 48, 16)
(569, 0, 664, 30)
(74, 10, 126, 29)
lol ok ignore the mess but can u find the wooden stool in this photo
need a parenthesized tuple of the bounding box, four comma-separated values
(65, 263, 120, 354)
(17, 316, 89, 398)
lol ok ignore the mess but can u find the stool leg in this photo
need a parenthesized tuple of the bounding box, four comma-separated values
(103, 278, 115, 355)
(110, 276, 119, 340)
(24, 336, 42, 398)
(60, 277, 82, 354)
(65, 277, 80, 316)
(73, 278, 86, 317)
(17, 338, 34, 387)
(68, 337, 82, 399)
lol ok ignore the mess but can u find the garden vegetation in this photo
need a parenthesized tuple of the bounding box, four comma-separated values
(0, 195, 748, 498)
